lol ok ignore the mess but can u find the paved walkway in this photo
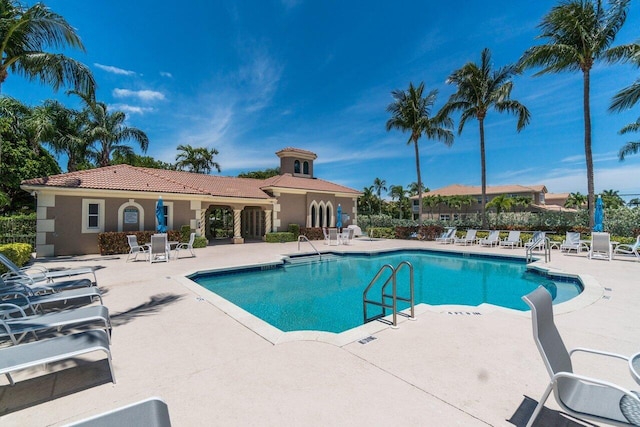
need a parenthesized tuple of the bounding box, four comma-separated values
(1, 238, 638, 426)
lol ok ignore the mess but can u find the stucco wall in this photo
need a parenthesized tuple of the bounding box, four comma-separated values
(46, 195, 196, 256)
(275, 193, 307, 229)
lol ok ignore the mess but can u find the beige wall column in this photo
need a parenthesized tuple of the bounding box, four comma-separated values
(263, 209, 272, 240)
(35, 192, 55, 257)
(232, 207, 244, 244)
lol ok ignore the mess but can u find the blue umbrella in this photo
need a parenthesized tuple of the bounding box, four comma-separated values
(593, 195, 604, 232)
(336, 204, 342, 229)
(156, 197, 167, 233)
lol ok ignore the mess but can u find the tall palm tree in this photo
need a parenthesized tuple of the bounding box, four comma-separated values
(600, 189, 625, 209)
(373, 177, 387, 215)
(519, 0, 639, 228)
(386, 82, 453, 224)
(444, 48, 530, 228)
(388, 185, 407, 219)
(71, 91, 149, 167)
(407, 181, 426, 196)
(175, 144, 221, 174)
(486, 194, 515, 215)
(0, 1, 94, 93)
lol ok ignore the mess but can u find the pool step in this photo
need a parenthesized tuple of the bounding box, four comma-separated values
(284, 253, 340, 266)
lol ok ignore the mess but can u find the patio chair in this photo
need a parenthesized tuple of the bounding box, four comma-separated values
(588, 232, 612, 261)
(435, 227, 456, 244)
(0, 286, 103, 315)
(340, 228, 354, 245)
(479, 230, 500, 247)
(65, 397, 171, 427)
(613, 235, 640, 262)
(0, 329, 114, 386)
(0, 254, 97, 285)
(126, 235, 149, 262)
(524, 232, 546, 251)
(560, 232, 581, 253)
(1, 272, 94, 295)
(0, 303, 112, 344)
(500, 231, 521, 249)
(454, 229, 477, 246)
(328, 228, 339, 246)
(175, 233, 196, 259)
(521, 286, 639, 427)
(322, 228, 330, 245)
(149, 234, 169, 263)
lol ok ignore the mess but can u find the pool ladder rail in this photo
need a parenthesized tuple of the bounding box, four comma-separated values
(526, 237, 551, 264)
(297, 235, 321, 260)
(362, 261, 415, 328)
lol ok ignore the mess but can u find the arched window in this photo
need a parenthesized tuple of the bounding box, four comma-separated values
(303, 161, 309, 175)
(318, 204, 324, 227)
(326, 205, 331, 227)
(294, 160, 301, 174)
(310, 204, 317, 227)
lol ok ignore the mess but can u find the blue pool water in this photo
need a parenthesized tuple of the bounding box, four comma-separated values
(190, 250, 582, 334)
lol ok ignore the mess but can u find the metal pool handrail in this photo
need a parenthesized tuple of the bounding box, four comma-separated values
(297, 235, 321, 260)
(363, 261, 415, 328)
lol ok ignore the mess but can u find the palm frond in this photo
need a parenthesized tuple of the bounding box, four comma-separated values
(619, 141, 640, 160)
(609, 79, 640, 112)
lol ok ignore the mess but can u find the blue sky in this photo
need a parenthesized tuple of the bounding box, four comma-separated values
(6, 0, 640, 200)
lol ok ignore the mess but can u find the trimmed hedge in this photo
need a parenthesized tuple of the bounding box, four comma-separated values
(98, 230, 182, 255)
(265, 232, 296, 243)
(0, 243, 32, 273)
(288, 223, 300, 238)
(300, 227, 324, 241)
(193, 236, 208, 248)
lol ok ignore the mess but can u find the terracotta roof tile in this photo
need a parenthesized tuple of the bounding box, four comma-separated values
(409, 183, 548, 198)
(261, 174, 360, 194)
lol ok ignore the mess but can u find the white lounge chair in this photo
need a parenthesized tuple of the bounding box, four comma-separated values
(479, 230, 500, 247)
(0, 254, 97, 285)
(0, 303, 112, 344)
(1, 272, 94, 295)
(0, 286, 103, 315)
(340, 228, 354, 245)
(588, 232, 612, 261)
(328, 228, 339, 246)
(435, 227, 456, 244)
(322, 228, 330, 245)
(65, 397, 171, 427)
(149, 234, 169, 263)
(560, 232, 581, 253)
(175, 233, 196, 258)
(613, 235, 640, 261)
(0, 329, 114, 386)
(126, 235, 149, 262)
(522, 286, 638, 427)
(454, 229, 477, 246)
(524, 231, 546, 251)
(500, 231, 521, 249)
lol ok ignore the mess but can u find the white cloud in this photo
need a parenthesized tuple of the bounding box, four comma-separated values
(110, 103, 154, 115)
(238, 51, 283, 112)
(113, 88, 166, 102)
(160, 71, 173, 78)
(94, 63, 136, 76)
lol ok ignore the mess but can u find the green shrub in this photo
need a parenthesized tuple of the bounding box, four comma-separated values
(265, 232, 296, 243)
(288, 223, 300, 238)
(193, 236, 208, 248)
(367, 227, 395, 239)
(97, 230, 182, 255)
(180, 225, 192, 242)
(0, 243, 32, 273)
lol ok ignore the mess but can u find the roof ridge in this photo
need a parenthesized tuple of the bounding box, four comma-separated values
(138, 167, 211, 195)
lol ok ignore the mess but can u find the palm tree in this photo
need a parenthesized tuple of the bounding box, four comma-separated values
(175, 144, 221, 174)
(565, 191, 587, 209)
(407, 182, 426, 197)
(628, 198, 640, 208)
(0, 1, 95, 94)
(71, 91, 149, 167)
(34, 100, 91, 171)
(373, 178, 387, 215)
(444, 48, 530, 228)
(386, 82, 454, 224)
(486, 194, 515, 215)
(519, 0, 639, 228)
(600, 189, 625, 209)
(388, 185, 407, 219)
(616, 119, 640, 160)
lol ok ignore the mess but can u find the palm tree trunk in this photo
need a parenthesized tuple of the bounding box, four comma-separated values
(414, 137, 423, 225)
(479, 118, 487, 228)
(583, 69, 595, 229)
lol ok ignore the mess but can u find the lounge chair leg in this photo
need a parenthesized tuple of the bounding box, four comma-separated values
(526, 384, 553, 427)
(107, 353, 116, 384)
(5, 373, 14, 386)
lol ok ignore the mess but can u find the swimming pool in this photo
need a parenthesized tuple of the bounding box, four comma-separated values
(189, 249, 582, 334)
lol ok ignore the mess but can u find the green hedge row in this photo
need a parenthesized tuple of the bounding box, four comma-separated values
(265, 232, 296, 243)
(0, 243, 32, 273)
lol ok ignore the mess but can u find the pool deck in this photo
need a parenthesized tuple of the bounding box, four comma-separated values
(1, 238, 638, 426)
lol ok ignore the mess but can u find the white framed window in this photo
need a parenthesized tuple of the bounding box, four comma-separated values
(439, 214, 450, 221)
(82, 199, 105, 233)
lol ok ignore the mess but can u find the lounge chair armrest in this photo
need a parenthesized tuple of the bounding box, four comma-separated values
(0, 318, 18, 344)
(2, 271, 36, 285)
(569, 346, 629, 362)
(0, 303, 27, 318)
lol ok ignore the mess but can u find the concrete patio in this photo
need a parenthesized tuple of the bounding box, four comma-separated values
(1, 238, 638, 426)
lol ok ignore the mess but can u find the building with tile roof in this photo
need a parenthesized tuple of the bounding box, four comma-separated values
(21, 148, 361, 256)
(408, 184, 573, 220)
